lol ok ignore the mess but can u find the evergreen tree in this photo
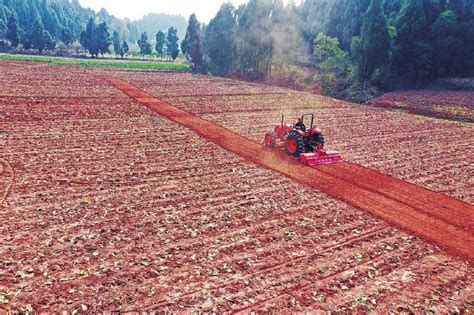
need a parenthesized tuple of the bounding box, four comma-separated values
(137, 31, 152, 55)
(39, 0, 59, 37)
(113, 30, 121, 56)
(392, 0, 433, 85)
(6, 15, 19, 48)
(30, 16, 46, 52)
(235, 0, 274, 78)
(299, 0, 336, 44)
(60, 28, 74, 46)
(166, 27, 179, 60)
(182, 13, 205, 73)
(79, 18, 109, 57)
(431, 10, 464, 75)
(155, 30, 166, 58)
(80, 17, 98, 56)
(270, 1, 306, 72)
(43, 30, 56, 51)
(204, 3, 236, 76)
(97, 22, 111, 56)
(358, 0, 390, 86)
(121, 40, 129, 58)
(0, 0, 182, 53)
(0, 19, 7, 41)
(326, 0, 371, 50)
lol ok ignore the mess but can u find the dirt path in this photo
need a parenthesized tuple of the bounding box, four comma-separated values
(93, 74, 474, 262)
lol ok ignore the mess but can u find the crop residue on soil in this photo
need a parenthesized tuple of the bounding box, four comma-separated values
(95, 73, 474, 263)
(0, 60, 472, 313)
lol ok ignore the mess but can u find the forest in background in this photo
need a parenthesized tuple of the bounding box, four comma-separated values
(196, 0, 474, 100)
(1, 0, 473, 101)
(0, 0, 186, 48)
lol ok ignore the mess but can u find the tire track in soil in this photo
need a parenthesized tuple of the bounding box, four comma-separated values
(93, 74, 474, 262)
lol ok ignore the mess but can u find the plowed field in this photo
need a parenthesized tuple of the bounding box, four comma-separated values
(371, 90, 474, 122)
(99, 71, 473, 204)
(0, 61, 473, 313)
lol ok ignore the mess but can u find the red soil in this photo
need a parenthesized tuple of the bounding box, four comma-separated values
(95, 74, 474, 262)
(370, 90, 474, 122)
(99, 71, 473, 204)
(1, 61, 472, 312)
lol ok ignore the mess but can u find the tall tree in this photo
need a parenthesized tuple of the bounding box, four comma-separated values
(113, 30, 121, 56)
(299, 0, 336, 44)
(181, 13, 205, 73)
(39, 0, 59, 37)
(43, 29, 56, 51)
(60, 28, 74, 46)
(30, 16, 47, 52)
(431, 10, 464, 76)
(121, 40, 129, 58)
(392, 0, 433, 85)
(326, 0, 371, 50)
(6, 15, 19, 48)
(270, 1, 307, 72)
(0, 0, 142, 51)
(358, 0, 390, 86)
(235, 0, 274, 78)
(166, 26, 179, 60)
(0, 19, 7, 42)
(97, 22, 111, 56)
(155, 30, 166, 58)
(80, 17, 99, 56)
(137, 31, 152, 55)
(204, 3, 236, 76)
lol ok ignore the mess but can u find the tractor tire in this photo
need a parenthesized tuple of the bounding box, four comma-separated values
(313, 133, 325, 150)
(264, 132, 276, 148)
(285, 130, 305, 157)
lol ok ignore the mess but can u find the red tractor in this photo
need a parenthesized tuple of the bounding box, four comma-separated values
(264, 113, 342, 165)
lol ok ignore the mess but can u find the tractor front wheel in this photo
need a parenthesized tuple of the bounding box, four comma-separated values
(264, 132, 276, 148)
(285, 131, 305, 157)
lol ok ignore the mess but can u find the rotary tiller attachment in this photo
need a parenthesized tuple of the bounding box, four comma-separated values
(300, 150, 343, 166)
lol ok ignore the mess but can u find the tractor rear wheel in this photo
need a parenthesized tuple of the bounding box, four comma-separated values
(313, 133, 325, 150)
(285, 131, 305, 157)
(264, 132, 276, 148)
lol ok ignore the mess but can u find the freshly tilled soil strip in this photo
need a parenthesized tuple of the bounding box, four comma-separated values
(318, 162, 472, 230)
(93, 74, 474, 263)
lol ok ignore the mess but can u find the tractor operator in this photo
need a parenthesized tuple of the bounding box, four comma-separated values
(295, 117, 306, 131)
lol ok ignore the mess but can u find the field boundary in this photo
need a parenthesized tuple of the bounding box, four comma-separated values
(93, 73, 474, 263)
(0, 53, 190, 71)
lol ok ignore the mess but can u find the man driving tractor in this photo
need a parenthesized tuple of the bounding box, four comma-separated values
(264, 113, 342, 165)
(294, 117, 306, 131)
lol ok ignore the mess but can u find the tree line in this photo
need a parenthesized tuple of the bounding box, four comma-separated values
(0, 0, 185, 54)
(135, 27, 180, 60)
(78, 17, 182, 60)
(179, 0, 474, 96)
(1, 0, 473, 96)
